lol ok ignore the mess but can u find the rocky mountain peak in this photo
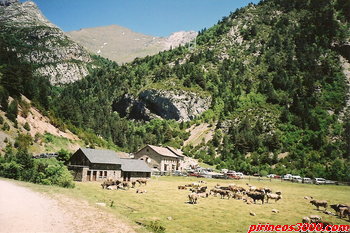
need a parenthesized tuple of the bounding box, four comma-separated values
(0, 0, 92, 84)
(163, 31, 197, 49)
(0, 0, 18, 7)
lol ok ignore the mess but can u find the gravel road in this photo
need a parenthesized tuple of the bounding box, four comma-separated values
(0, 179, 136, 233)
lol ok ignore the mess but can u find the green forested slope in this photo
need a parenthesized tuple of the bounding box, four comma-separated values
(1, 0, 350, 180)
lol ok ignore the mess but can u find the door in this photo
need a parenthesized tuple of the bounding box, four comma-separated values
(92, 171, 97, 181)
(87, 171, 91, 181)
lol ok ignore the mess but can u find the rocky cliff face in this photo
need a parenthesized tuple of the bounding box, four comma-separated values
(0, 1, 92, 84)
(163, 31, 198, 50)
(113, 89, 211, 122)
(0, 0, 18, 7)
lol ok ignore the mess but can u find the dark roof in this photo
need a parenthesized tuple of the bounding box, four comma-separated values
(167, 146, 184, 157)
(80, 148, 122, 164)
(120, 159, 151, 172)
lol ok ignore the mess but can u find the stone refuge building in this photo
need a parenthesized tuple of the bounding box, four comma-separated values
(134, 145, 185, 173)
(68, 148, 151, 182)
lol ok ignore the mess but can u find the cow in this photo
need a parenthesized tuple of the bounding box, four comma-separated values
(136, 179, 147, 186)
(310, 200, 328, 210)
(266, 193, 282, 203)
(330, 204, 349, 217)
(210, 188, 222, 197)
(339, 206, 350, 219)
(218, 190, 231, 199)
(188, 192, 199, 204)
(197, 186, 207, 193)
(131, 181, 136, 188)
(121, 181, 130, 190)
(101, 179, 115, 189)
(136, 189, 147, 194)
(247, 192, 265, 204)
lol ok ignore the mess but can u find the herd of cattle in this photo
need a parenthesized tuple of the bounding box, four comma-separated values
(100, 179, 349, 226)
(179, 182, 282, 205)
(101, 178, 148, 193)
(302, 197, 350, 226)
(180, 181, 350, 225)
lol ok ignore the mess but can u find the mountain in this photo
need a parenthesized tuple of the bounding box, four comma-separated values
(67, 25, 197, 64)
(1, 0, 349, 181)
(0, 0, 92, 84)
(51, 0, 350, 181)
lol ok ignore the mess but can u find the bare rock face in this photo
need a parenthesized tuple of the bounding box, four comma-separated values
(113, 89, 211, 122)
(163, 31, 198, 50)
(67, 25, 197, 64)
(0, 0, 18, 7)
(0, 1, 92, 84)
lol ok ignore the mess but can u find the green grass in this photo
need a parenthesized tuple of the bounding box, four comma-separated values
(11, 176, 350, 233)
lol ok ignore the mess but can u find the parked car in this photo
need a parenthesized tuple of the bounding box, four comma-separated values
(227, 174, 241, 180)
(302, 177, 312, 184)
(235, 172, 244, 178)
(292, 175, 302, 183)
(267, 174, 276, 178)
(212, 174, 226, 179)
(325, 180, 338, 185)
(283, 174, 293, 180)
(314, 178, 326, 185)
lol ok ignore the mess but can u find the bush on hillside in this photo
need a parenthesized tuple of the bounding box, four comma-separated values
(0, 149, 74, 188)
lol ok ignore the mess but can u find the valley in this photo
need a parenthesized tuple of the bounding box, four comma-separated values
(0, 0, 349, 232)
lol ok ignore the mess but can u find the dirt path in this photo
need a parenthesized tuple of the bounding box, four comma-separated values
(0, 180, 136, 233)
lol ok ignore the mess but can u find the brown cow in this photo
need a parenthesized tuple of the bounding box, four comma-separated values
(218, 190, 231, 199)
(101, 179, 115, 189)
(131, 181, 136, 188)
(136, 179, 147, 186)
(310, 200, 328, 210)
(122, 181, 130, 189)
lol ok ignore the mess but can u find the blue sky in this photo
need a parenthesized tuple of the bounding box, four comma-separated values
(23, 0, 260, 37)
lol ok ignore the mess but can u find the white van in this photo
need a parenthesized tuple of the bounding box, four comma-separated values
(291, 175, 302, 183)
(302, 177, 312, 184)
(314, 178, 326, 185)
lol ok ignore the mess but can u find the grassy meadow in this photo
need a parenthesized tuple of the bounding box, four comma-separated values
(15, 176, 350, 233)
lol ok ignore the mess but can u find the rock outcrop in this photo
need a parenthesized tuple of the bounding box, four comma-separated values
(0, 1, 92, 84)
(113, 89, 211, 122)
(0, 0, 18, 7)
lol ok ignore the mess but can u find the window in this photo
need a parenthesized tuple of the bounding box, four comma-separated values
(99, 171, 103, 178)
(104, 171, 107, 177)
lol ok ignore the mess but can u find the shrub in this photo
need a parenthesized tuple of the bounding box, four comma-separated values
(34, 158, 75, 188)
(0, 161, 23, 179)
(6, 99, 18, 122)
(23, 122, 30, 131)
(2, 122, 10, 131)
(0, 149, 75, 188)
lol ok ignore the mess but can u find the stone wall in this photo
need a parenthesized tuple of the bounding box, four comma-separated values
(134, 146, 181, 172)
